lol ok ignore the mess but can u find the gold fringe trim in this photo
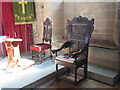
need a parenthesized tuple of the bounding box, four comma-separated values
(15, 22, 34, 25)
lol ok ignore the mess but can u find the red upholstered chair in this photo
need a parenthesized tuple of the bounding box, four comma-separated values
(52, 16, 94, 85)
(30, 18, 53, 63)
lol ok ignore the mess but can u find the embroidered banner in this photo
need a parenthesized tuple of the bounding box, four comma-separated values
(13, 0, 35, 25)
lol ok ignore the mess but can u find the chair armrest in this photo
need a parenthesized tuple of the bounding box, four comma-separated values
(72, 43, 89, 58)
(51, 40, 74, 54)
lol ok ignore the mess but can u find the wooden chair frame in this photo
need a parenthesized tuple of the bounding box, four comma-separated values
(30, 18, 53, 63)
(52, 16, 94, 84)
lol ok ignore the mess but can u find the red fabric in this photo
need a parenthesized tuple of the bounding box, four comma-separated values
(14, 24, 33, 52)
(30, 44, 51, 52)
(2, 2, 33, 54)
(2, 2, 14, 38)
(0, 1, 2, 56)
(0, 1, 2, 35)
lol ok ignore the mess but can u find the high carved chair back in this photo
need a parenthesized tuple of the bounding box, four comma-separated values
(66, 16, 94, 55)
(42, 18, 52, 44)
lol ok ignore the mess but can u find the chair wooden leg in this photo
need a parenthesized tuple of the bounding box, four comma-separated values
(39, 52, 43, 63)
(84, 64, 87, 78)
(32, 50, 34, 59)
(56, 64, 58, 78)
(75, 68, 77, 84)
(66, 67, 70, 74)
(43, 51, 45, 57)
(50, 48, 52, 59)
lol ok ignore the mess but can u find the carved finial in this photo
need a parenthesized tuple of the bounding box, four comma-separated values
(67, 16, 95, 25)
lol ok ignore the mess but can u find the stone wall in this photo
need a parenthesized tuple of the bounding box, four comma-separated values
(118, 2, 120, 73)
(50, 2, 64, 41)
(114, 2, 119, 49)
(118, 2, 120, 52)
(33, 2, 44, 44)
(0, 1, 2, 35)
(33, 2, 119, 47)
(33, 2, 64, 44)
(64, 2, 118, 47)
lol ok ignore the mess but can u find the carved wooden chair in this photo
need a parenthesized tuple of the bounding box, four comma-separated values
(30, 18, 53, 63)
(52, 16, 94, 84)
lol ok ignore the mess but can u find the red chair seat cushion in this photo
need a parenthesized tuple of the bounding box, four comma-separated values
(30, 43, 51, 51)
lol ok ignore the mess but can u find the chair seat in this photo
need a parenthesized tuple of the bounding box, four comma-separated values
(30, 43, 51, 51)
(56, 54, 85, 64)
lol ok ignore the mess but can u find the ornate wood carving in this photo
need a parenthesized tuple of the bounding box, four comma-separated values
(43, 18, 53, 43)
(66, 16, 94, 52)
(67, 16, 94, 42)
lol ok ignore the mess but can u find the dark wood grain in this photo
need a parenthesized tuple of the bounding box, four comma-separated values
(55, 16, 95, 84)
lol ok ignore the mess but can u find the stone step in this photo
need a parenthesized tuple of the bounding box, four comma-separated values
(51, 40, 66, 49)
(51, 41, 69, 55)
(24, 64, 118, 88)
(88, 47, 118, 71)
(0, 57, 65, 89)
(18, 60, 118, 88)
(22, 61, 65, 89)
(78, 64, 119, 86)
